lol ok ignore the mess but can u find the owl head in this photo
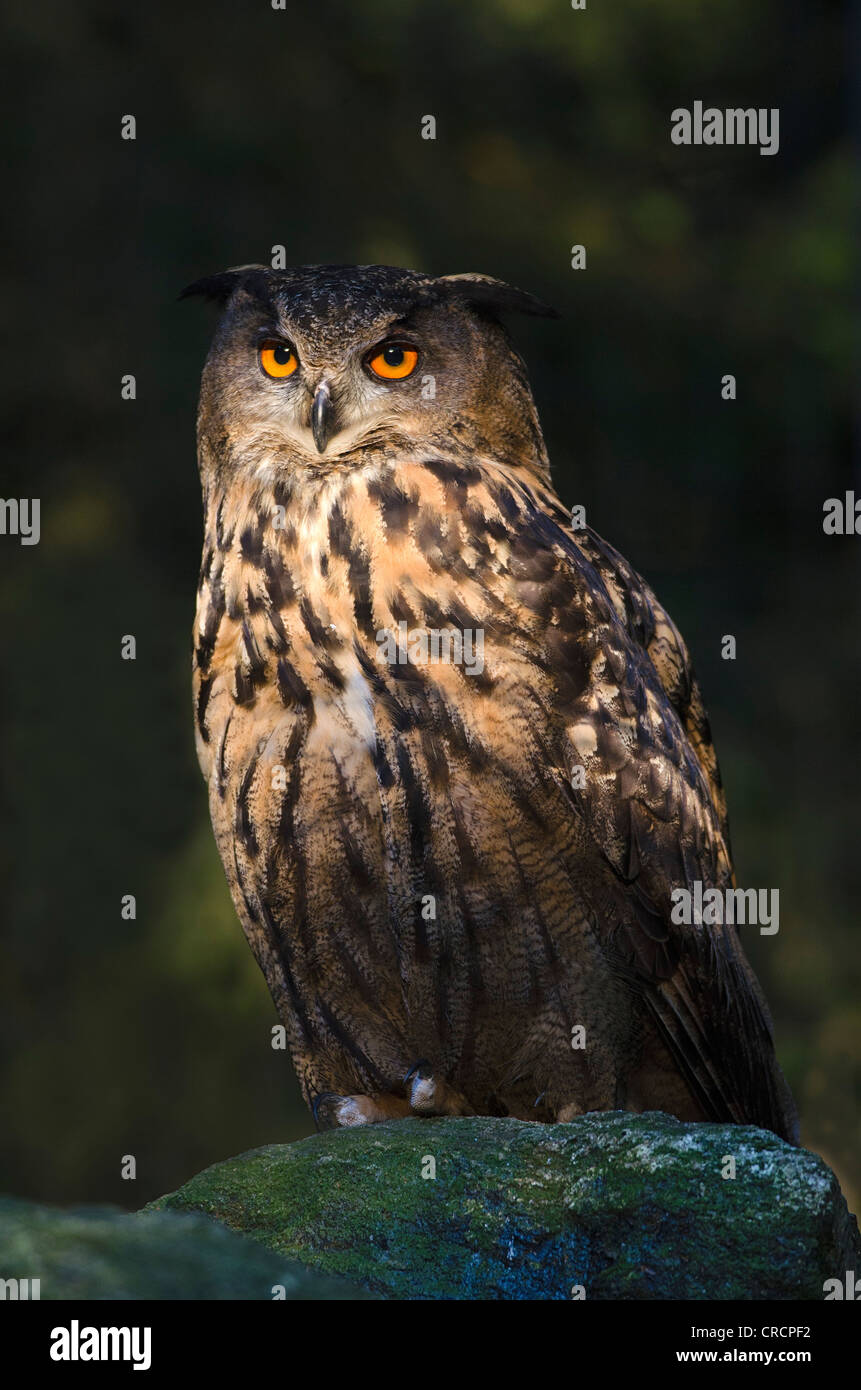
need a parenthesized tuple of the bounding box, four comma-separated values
(183, 263, 557, 480)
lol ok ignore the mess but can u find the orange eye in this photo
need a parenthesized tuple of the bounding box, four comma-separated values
(367, 344, 419, 380)
(259, 341, 299, 378)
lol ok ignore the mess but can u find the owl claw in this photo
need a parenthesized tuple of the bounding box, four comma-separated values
(405, 1065, 474, 1117)
(403, 1059, 432, 1085)
(312, 1092, 341, 1131)
(313, 1091, 412, 1129)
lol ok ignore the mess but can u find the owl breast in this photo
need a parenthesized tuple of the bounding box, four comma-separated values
(192, 459, 642, 1118)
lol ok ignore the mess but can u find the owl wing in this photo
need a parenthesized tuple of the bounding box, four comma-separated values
(527, 507, 797, 1140)
(572, 527, 732, 855)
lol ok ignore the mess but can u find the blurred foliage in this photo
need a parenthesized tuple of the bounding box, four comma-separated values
(0, 0, 857, 1214)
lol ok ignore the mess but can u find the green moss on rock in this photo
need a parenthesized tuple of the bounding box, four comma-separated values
(0, 1196, 373, 1299)
(146, 1111, 861, 1300)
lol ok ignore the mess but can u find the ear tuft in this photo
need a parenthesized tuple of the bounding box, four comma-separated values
(436, 272, 559, 319)
(179, 264, 269, 304)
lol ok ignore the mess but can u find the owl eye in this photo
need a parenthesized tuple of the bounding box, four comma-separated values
(259, 340, 299, 378)
(367, 343, 419, 381)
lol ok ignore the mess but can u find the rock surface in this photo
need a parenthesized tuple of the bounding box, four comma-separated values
(146, 1111, 860, 1300)
(0, 1196, 373, 1299)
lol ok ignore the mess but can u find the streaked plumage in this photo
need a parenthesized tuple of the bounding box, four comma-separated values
(186, 263, 798, 1140)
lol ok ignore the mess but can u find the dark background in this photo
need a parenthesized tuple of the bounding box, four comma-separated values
(1, 0, 857, 1214)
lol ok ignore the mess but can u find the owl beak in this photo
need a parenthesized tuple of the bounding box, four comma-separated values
(311, 380, 334, 454)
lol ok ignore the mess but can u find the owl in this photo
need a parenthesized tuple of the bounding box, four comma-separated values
(184, 262, 798, 1142)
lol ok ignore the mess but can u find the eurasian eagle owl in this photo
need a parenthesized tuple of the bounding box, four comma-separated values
(185, 262, 798, 1141)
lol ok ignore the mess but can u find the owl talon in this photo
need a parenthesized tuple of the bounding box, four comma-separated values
(406, 1067, 474, 1117)
(403, 1059, 432, 1085)
(313, 1092, 412, 1129)
(312, 1092, 342, 1131)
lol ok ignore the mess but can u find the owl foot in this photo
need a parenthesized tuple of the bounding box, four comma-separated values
(404, 1061, 474, 1116)
(555, 1101, 585, 1123)
(313, 1091, 411, 1131)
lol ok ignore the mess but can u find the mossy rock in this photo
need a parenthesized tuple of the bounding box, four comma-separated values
(146, 1111, 860, 1300)
(0, 1196, 373, 1299)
